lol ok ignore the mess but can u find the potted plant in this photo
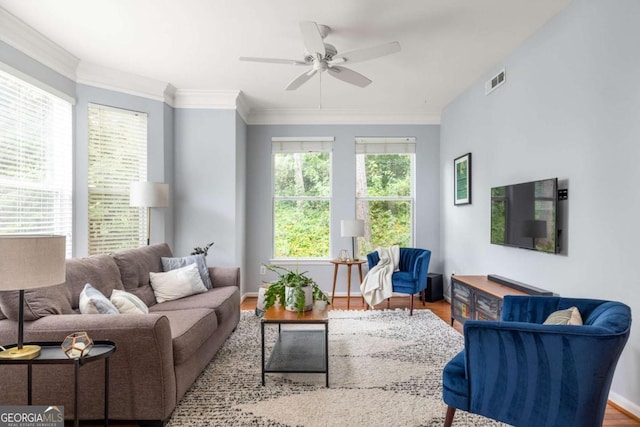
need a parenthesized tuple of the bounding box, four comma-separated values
(262, 265, 330, 314)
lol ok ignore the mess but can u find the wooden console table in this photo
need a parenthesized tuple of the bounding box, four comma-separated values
(450, 275, 552, 326)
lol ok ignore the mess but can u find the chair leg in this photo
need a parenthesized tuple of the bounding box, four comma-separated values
(409, 294, 414, 316)
(444, 406, 456, 427)
(387, 298, 390, 309)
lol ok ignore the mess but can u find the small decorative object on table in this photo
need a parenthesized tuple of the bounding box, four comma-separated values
(338, 249, 349, 261)
(261, 265, 330, 314)
(191, 241, 214, 257)
(62, 332, 94, 359)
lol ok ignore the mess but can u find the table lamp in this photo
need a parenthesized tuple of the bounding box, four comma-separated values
(340, 219, 364, 261)
(130, 181, 169, 246)
(0, 235, 66, 360)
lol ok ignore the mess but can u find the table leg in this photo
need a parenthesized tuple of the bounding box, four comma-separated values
(357, 264, 364, 306)
(27, 363, 32, 405)
(104, 358, 110, 427)
(261, 321, 265, 386)
(325, 322, 329, 388)
(347, 264, 352, 309)
(331, 264, 339, 304)
(74, 360, 79, 427)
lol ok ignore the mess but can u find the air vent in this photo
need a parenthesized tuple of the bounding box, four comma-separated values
(485, 69, 506, 95)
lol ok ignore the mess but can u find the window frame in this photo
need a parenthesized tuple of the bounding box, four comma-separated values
(355, 137, 416, 257)
(0, 67, 73, 258)
(87, 103, 148, 255)
(271, 137, 334, 262)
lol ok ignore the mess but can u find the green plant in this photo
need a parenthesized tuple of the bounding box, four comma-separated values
(262, 264, 330, 314)
(191, 242, 214, 257)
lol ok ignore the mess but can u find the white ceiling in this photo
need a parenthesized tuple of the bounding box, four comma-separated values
(0, 0, 571, 123)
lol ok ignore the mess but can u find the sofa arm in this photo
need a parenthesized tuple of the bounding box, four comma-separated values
(208, 266, 240, 288)
(1, 313, 177, 421)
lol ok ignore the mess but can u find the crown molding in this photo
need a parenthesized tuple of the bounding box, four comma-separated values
(173, 89, 243, 110)
(235, 92, 251, 124)
(246, 109, 441, 125)
(0, 7, 79, 80)
(76, 61, 175, 104)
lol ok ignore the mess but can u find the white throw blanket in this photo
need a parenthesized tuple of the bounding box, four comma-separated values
(360, 245, 400, 308)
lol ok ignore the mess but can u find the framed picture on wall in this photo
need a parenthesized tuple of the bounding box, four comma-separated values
(454, 153, 472, 205)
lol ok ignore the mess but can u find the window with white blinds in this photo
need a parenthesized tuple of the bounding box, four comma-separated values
(88, 104, 147, 255)
(0, 69, 73, 258)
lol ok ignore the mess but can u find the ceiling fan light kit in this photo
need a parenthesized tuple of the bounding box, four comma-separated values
(240, 21, 401, 91)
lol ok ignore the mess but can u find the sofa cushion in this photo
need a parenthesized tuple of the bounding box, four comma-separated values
(150, 264, 208, 303)
(149, 286, 240, 326)
(152, 309, 218, 365)
(79, 284, 119, 314)
(162, 254, 212, 289)
(110, 289, 149, 314)
(112, 243, 173, 307)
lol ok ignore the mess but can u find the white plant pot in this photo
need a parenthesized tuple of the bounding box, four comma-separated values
(285, 286, 313, 312)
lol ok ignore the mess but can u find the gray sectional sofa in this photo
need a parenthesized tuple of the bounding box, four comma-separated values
(0, 243, 240, 425)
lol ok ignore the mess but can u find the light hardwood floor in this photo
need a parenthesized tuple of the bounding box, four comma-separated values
(242, 295, 640, 427)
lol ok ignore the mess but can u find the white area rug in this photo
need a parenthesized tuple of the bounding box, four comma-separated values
(166, 310, 507, 426)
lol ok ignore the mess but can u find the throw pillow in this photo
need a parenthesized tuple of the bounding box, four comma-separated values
(161, 254, 212, 289)
(149, 263, 208, 303)
(79, 283, 119, 315)
(110, 289, 149, 315)
(543, 306, 583, 325)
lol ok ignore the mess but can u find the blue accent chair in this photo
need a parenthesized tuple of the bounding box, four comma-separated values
(366, 247, 431, 315)
(442, 295, 632, 427)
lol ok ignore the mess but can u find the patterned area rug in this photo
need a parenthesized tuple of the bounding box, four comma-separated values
(166, 309, 507, 427)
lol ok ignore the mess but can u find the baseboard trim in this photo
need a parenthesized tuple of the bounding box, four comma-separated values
(609, 392, 640, 421)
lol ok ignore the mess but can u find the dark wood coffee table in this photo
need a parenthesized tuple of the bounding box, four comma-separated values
(261, 306, 329, 387)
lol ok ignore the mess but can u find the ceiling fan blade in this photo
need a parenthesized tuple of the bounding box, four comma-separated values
(239, 56, 308, 66)
(286, 69, 318, 91)
(327, 66, 372, 88)
(299, 21, 326, 57)
(330, 41, 401, 65)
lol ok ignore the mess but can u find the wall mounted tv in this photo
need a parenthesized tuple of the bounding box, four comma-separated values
(490, 177, 559, 254)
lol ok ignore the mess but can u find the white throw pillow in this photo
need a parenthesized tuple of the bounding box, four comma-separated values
(79, 283, 119, 314)
(149, 263, 208, 303)
(110, 289, 149, 314)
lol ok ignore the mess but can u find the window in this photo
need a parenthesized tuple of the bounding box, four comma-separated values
(88, 104, 147, 255)
(0, 69, 73, 257)
(272, 138, 332, 259)
(355, 137, 415, 257)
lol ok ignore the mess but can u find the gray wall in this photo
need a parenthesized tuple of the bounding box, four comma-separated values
(246, 124, 440, 297)
(173, 108, 246, 284)
(440, 0, 640, 412)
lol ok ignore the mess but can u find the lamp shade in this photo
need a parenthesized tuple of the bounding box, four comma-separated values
(341, 219, 365, 237)
(130, 182, 169, 208)
(0, 235, 66, 291)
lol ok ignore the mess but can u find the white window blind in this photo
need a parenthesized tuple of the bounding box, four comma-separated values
(0, 69, 73, 258)
(271, 137, 334, 153)
(355, 137, 416, 154)
(88, 104, 147, 255)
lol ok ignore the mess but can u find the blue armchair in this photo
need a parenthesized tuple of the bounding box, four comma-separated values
(366, 247, 431, 315)
(442, 295, 631, 427)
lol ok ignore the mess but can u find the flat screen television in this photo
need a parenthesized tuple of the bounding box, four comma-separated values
(490, 177, 559, 254)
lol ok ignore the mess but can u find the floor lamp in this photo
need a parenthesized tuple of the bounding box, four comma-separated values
(341, 219, 365, 261)
(0, 235, 66, 360)
(130, 182, 169, 246)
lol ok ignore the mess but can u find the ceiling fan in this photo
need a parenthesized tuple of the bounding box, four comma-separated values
(240, 21, 401, 90)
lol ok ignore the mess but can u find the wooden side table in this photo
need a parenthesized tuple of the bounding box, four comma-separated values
(329, 259, 365, 309)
